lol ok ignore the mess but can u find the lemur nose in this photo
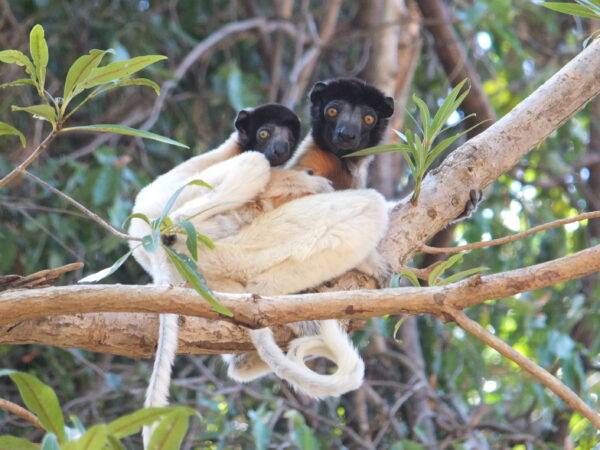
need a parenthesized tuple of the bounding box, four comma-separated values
(338, 129, 356, 142)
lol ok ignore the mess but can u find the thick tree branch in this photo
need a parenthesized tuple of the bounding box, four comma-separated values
(382, 37, 600, 267)
(2, 243, 599, 345)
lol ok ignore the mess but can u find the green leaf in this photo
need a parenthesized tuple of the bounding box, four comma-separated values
(122, 212, 151, 230)
(156, 179, 213, 228)
(163, 246, 233, 317)
(0, 370, 66, 443)
(541, 2, 600, 18)
(0, 122, 26, 147)
(428, 254, 463, 286)
(392, 316, 408, 342)
(105, 435, 126, 450)
(0, 50, 37, 83)
(12, 104, 56, 123)
(430, 79, 470, 139)
(436, 266, 489, 286)
(399, 270, 421, 287)
(0, 78, 36, 89)
(29, 25, 49, 93)
(100, 77, 161, 96)
(147, 410, 194, 450)
(0, 436, 39, 450)
(82, 55, 167, 89)
(344, 143, 410, 158)
(63, 49, 112, 104)
(61, 124, 188, 148)
(179, 221, 198, 261)
(413, 95, 431, 140)
(106, 407, 192, 439)
(72, 424, 108, 450)
(40, 434, 60, 450)
(196, 233, 215, 250)
(78, 249, 133, 283)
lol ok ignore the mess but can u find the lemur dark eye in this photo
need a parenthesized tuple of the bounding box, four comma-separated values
(258, 129, 270, 139)
(363, 114, 375, 125)
(326, 107, 338, 118)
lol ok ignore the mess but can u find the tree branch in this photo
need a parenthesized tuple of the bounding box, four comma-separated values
(0, 397, 44, 430)
(446, 307, 600, 429)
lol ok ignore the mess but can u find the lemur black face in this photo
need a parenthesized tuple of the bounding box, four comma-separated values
(309, 78, 394, 157)
(234, 103, 301, 167)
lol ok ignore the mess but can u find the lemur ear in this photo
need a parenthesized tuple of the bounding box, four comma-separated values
(382, 97, 395, 118)
(234, 109, 251, 132)
(309, 81, 328, 103)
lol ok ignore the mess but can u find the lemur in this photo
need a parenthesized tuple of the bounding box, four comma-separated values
(152, 79, 394, 398)
(128, 104, 314, 447)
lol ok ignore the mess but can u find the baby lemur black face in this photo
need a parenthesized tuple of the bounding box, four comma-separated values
(309, 78, 394, 157)
(235, 103, 301, 167)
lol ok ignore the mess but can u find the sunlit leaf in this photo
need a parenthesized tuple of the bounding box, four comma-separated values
(70, 424, 108, 450)
(100, 77, 161, 96)
(0, 78, 35, 89)
(122, 212, 151, 230)
(344, 143, 410, 157)
(106, 407, 193, 439)
(12, 104, 56, 123)
(0, 50, 37, 83)
(63, 49, 112, 104)
(81, 55, 167, 89)
(78, 249, 133, 283)
(0, 122, 26, 147)
(428, 254, 463, 286)
(0, 436, 39, 450)
(399, 270, 421, 287)
(147, 409, 194, 450)
(29, 25, 49, 93)
(541, 2, 600, 18)
(61, 124, 188, 148)
(435, 266, 489, 286)
(0, 370, 66, 443)
(196, 233, 215, 250)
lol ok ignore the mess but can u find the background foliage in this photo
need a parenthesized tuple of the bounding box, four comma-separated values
(0, 0, 598, 448)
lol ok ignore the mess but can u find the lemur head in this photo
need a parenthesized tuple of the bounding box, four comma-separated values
(309, 78, 394, 157)
(235, 103, 301, 167)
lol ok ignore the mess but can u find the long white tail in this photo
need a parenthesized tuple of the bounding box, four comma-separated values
(249, 320, 364, 399)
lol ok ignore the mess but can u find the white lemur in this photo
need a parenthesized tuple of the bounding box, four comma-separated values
(150, 79, 395, 398)
(129, 104, 321, 431)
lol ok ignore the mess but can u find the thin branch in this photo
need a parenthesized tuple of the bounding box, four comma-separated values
(22, 171, 140, 242)
(0, 397, 44, 430)
(0, 129, 58, 189)
(445, 307, 600, 429)
(421, 211, 600, 254)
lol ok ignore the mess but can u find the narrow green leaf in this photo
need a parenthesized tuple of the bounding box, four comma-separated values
(413, 96, 431, 140)
(187, 179, 214, 190)
(105, 435, 126, 450)
(0, 121, 26, 147)
(399, 270, 421, 287)
(196, 233, 215, 250)
(163, 246, 233, 317)
(107, 407, 193, 439)
(156, 179, 212, 228)
(71, 424, 109, 450)
(78, 249, 133, 283)
(40, 434, 60, 450)
(0, 371, 66, 443)
(82, 55, 167, 89)
(63, 49, 112, 103)
(29, 25, 49, 93)
(392, 317, 408, 342)
(393, 129, 407, 143)
(541, 2, 600, 18)
(428, 254, 463, 286)
(0, 50, 37, 82)
(0, 78, 35, 89)
(122, 212, 151, 230)
(344, 143, 409, 158)
(12, 104, 56, 123)
(430, 79, 469, 138)
(61, 124, 188, 148)
(425, 134, 460, 168)
(147, 410, 194, 450)
(0, 436, 39, 450)
(436, 267, 489, 286)
(179, 221, 198, 261)
(100, 77, 161, 96)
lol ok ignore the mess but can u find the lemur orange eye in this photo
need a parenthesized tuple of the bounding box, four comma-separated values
(363, 114, 375, 125)
(258, 129, 270, 139)
(326, 107, 338, 118)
